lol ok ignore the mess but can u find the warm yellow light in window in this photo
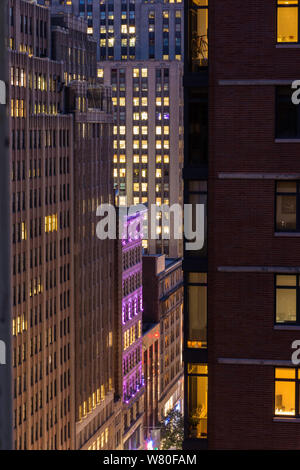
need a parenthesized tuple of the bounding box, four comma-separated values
(277, 2, 298, 42)
(133, 68, 139, 77)
(134, 155, 139, 163)
(141, 155, 148, 163)
(97, 68, 104, 78)
(133, 126, 140, 135)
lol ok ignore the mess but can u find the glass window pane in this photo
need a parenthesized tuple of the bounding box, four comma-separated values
(188, 375, 208, 438)
(188, 272, 207, 284)
(276, 288, 297, 323)
(275, 380, 296, 415)
(188, 285, 207, 347)
(277, 7, 298, 43)
(275, 368, 296, 379)
(276, 275, 297, 286)
(188, 364, 208, 375)
(276, 195, 297, 231)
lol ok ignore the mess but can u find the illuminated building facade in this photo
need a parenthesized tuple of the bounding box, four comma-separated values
(9, 0, 120, 450)
(117, 211, 145, 450)
(183, 0, 300, 450)
(142, 255, 183, 443)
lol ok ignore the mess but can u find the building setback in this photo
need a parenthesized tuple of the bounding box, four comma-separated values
(183, 0, 300, 450)
(9, 0, 119, 450)
(142, 254, 183, 447)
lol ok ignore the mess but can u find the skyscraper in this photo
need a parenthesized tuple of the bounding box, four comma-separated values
(183, 0, 300, 450)
(9, 0, 118, 450)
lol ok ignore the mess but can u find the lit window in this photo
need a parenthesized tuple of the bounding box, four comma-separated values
(187, 273, 207, 349)
(276, 181, 299, 231)
(277, 0, 299, 43)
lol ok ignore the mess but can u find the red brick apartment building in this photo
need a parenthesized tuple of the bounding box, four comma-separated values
(183, 0, 300, 449)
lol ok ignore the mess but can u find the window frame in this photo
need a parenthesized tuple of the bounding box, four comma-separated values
(274, 274, 300, 325)
(275, 181, 300, 232)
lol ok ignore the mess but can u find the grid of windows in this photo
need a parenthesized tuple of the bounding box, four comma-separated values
(276, 181, 300, 232)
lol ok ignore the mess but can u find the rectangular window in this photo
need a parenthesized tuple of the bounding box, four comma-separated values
(275, 274, 299, 324)
(276, 181, 299, 231)
(189, 0, 208, 71)
(188, 364, 208, 439)
(275, 368, 300, 416)
(276, 86, 300, 138)
(277, 0, 299, 43)
(187, 273, 207, 349)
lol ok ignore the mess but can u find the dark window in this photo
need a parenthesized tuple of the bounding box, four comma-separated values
(275, 368, 300, 417)
(188, 88, 208, 165)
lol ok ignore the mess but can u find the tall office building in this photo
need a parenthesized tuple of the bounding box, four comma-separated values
(9, 0, 119, 450)
(142, 254, 183, 447)
(183, 0, 300, 450)
(48, 0, 184, 258)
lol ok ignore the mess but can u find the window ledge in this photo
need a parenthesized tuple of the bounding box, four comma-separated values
(274, 232, 300, 237)
(274, 325, 300, 330)
(273, 417, 300, 423)
(275, 139, 300, 143)
(276, 44, 300, 48)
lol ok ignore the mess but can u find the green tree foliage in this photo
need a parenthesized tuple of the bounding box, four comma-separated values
(159, 409, 184, 450)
